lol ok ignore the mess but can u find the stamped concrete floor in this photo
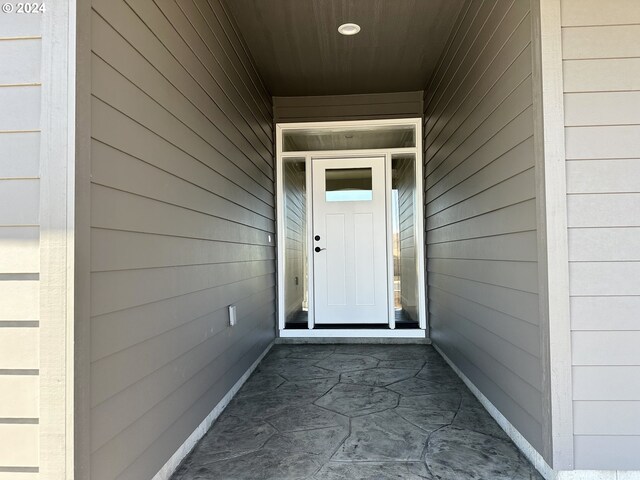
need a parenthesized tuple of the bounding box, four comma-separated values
(171, 344, 544, 480)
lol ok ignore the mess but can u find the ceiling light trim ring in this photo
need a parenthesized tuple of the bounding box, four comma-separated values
(338, 23, 361, 36)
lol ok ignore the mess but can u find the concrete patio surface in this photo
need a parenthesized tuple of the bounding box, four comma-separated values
(171, 344, 543, 480)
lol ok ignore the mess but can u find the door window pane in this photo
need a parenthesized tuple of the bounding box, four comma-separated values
(325, 168, 372, 202)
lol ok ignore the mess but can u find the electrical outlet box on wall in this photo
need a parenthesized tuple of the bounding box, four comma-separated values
(228, 305, 237, 327)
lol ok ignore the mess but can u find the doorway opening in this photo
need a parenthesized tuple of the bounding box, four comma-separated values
(276, 119, 427, 338)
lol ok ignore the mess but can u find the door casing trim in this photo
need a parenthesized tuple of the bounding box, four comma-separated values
(275, 118, 426, 338)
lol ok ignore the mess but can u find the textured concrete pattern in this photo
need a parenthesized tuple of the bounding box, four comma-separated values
(171, 344, 543, 480)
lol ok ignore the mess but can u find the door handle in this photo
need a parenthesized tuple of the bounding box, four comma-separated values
(314, 247, 326, 253)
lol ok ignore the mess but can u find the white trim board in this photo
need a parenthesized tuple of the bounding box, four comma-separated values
(275, 118, 427, 337)
(151, 341, 275, 480)
(39, 0, 77, 476)
(556, 472, 640, 480)
(531, 0, 574, 469)
(279, 329, 427, 339)
(276, 337, 431, 345)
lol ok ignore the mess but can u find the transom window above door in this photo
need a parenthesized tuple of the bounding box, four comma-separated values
(282, 124, 416, 152)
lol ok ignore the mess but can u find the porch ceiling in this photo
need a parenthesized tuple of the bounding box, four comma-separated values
(225, 0, 466, 96)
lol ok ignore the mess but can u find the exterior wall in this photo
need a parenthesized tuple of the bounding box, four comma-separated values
(424, 0, 548, 459)
(561, 0, 640, 470)
(0, 3, 75, 477)
(0, 12, 41, 479)
(87, 1, 275, 479)
(274, 91, 423, 123)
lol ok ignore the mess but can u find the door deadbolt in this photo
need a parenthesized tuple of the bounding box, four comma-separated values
(315, 235, 321, 241)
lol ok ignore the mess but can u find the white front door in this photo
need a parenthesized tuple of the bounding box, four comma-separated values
(312, 157, 388, 324)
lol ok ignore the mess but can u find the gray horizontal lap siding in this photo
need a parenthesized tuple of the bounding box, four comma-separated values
(89, 1, 274, 479)
(424, 0, 546, 458)
(561, 0, 640, 470)
(273, 91, 423, 123)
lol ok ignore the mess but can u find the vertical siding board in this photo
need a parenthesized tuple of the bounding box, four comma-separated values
(88, 0, 275, 478)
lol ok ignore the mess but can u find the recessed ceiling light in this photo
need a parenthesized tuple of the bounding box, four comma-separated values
(338, 23, 361, 36)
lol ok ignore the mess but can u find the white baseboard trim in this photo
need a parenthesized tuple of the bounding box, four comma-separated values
(279, 328, 427, 338)
(433, 344, 554, 480)
(152, 340, 275, 480)
(434, 345, 640, 480)
(556, 471, 640, 480)
(276, 336, 431, 345)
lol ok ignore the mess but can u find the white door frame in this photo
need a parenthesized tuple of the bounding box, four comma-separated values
(276, 118, 426, 338)
(312, 155, 388, 325)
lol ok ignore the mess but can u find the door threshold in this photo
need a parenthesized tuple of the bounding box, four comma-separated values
(279, 328, 427, 339)
(286, 323, 419, 330)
